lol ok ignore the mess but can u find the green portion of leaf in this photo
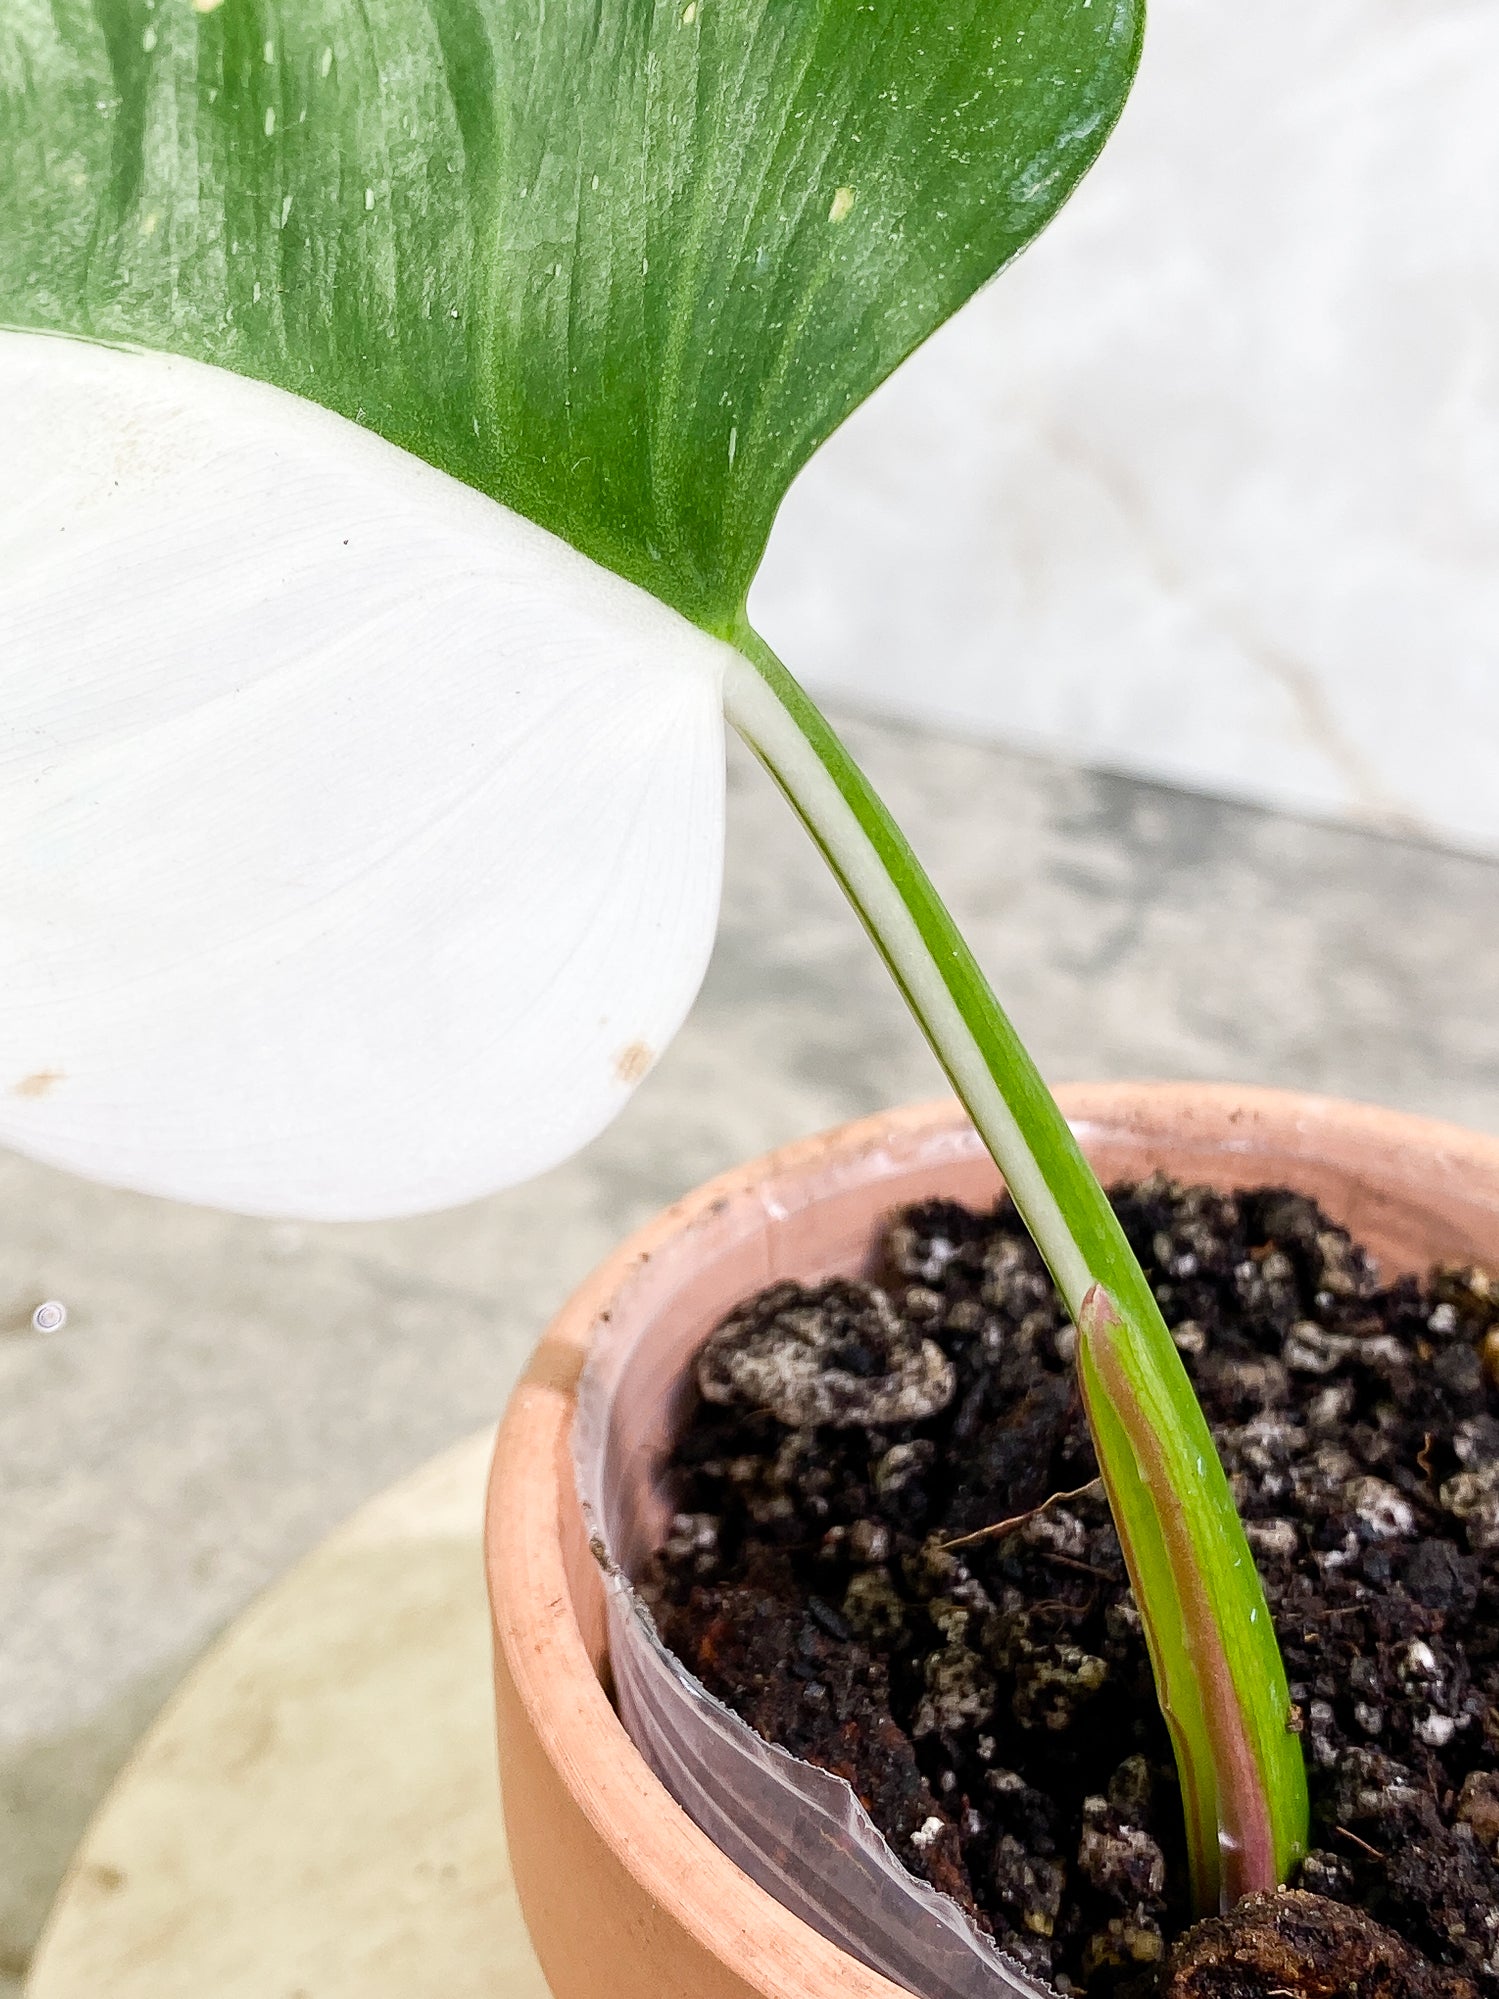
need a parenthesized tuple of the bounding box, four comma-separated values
(0, 0, 1140, 629)
(1078, 1287, 1309, 1913)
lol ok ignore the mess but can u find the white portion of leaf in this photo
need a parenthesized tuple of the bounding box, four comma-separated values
(0, 330, 729, 1219)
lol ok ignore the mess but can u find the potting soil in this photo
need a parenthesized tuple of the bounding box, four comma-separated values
(645, 1177, 1499, 1996)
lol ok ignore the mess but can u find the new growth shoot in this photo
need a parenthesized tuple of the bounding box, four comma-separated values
(1079, 1289, 1308, 1908)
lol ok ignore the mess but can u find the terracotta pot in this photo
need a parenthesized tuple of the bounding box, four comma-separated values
(485, 1084, 1499, 1999)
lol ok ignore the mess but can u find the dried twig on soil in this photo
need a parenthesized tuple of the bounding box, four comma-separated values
(937, 1478, 1102, 1553)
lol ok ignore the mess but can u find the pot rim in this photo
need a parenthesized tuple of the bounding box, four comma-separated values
(485, 1082, 1499, 1998)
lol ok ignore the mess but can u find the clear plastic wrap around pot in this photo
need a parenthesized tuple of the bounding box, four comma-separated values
(574, 1248, 1055, 1999)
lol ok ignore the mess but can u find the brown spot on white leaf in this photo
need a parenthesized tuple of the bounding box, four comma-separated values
(12, 1069, 64, 1099)
(613, 1041, 653, 1085)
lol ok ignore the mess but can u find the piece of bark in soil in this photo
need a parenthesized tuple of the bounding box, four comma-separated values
(1164, 1890, 1478, 1999)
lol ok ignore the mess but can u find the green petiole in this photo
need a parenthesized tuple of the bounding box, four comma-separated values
(725, 632, 1309, 1914)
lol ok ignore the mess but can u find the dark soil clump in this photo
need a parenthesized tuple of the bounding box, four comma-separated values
(642, 1177, 1499, 1996)
(1163, 1889, 1477, 1999)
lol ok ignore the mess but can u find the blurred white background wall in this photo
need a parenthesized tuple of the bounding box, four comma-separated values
(753, 0, 1499, 854)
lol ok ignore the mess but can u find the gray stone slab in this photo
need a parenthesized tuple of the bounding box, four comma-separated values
(5, 711, 1498, 1991)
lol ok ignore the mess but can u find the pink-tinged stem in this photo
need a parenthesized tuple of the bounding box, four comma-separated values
(726, 640, 1306, 1911)
(1078, 1284, 1281, 1910)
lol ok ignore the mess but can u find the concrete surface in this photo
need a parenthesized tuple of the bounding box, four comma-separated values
(5, 709, 1499, 1993)
(25, 1431, 545, 1999)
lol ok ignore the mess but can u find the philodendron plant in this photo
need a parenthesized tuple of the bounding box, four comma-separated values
(1, 0, 1304, 1920)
